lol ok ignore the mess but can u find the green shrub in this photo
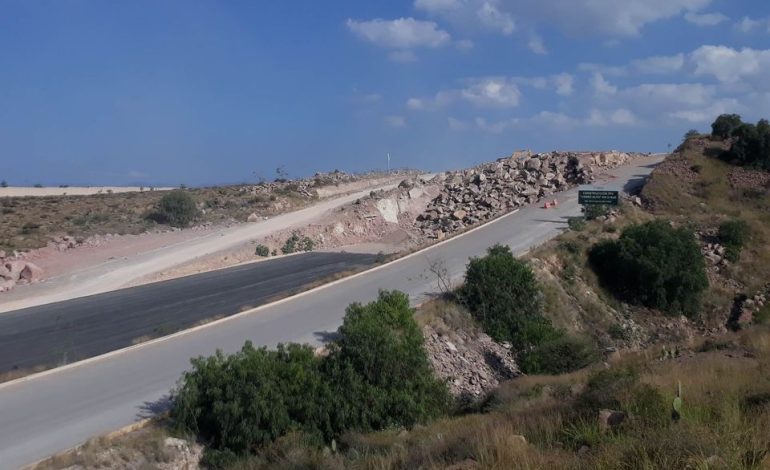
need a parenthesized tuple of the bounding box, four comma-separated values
(584, 204, 610, 221)
(519, 335, 600, 375)
(578, 367, 640, 413)
(171, 343, 335, 455)
(0, 180, 7, 188)
(149, 191, 199, 227)
(718, 219, 749, 262)
(255, 244, 270, 257)
(567, 217, 586, 231)
(281, 232, 315, 254)
(460, 245, 560, 349)
(33, 183, 43, 188)
(588, 220, 708, 316)
(171, 290, 449, 463)
(324, 290, 451, 432)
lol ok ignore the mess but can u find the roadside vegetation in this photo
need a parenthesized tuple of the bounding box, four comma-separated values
(35, 113, 770, 469)
(171, 291, 450, 467)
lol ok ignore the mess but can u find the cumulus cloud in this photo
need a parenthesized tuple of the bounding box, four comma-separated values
(512, 0, 712, 37)
(691, 45, 770, 86)
(684, 11, 728, 26)
(476, 2, 515, 35)
(591, 73, 617, 95)
(461, 78, 521, 107)
(527, 33, 547, 54)
(735, 16, 770, 33)
(416, 0, 712, 38)
(408, 78, 522, 110)
(346, 17, 451, 49)
(552, 73, 574, 96)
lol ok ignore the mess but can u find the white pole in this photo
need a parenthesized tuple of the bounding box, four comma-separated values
(387, 153, 391, 172)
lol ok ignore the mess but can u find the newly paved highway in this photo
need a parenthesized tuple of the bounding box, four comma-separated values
(0, 252, 377, 374)
(0, 156, 663, 469)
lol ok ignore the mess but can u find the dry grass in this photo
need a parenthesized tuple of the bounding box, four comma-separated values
(0, 185, 314, 252)
(221, 327, 770, 470)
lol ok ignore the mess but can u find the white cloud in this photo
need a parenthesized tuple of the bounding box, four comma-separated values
(508, 0, 712, 37)
(691, 45, 770, 85)
(591, 73, 617, 95)
(460, 78, 521, 107)
(684, 11, 728, 26)
(416, 0, 712, 38)
(668, 99, 744, 122)
(631, 54, 685, 74)
(528, 33, 547, 54)
(406, 98, 425, 110)
(409, 78, 522, 110)
(477, 2, 516, 35)
(735, 16, 770, 33)
(585, 108, 637, 126)
(384, 115, 407, 128)
(346, 17, 451, 49)
(552, 73, 574, 96)
(388, 50, 419, 63)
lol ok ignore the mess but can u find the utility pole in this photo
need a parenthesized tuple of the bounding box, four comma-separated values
(387, 153, 391, 172)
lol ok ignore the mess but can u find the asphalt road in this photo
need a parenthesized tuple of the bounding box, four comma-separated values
(0, 252, 377, 374)
(0, 156, 664, 470)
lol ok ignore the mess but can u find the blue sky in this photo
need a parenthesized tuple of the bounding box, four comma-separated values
(1, 1, 769, 186)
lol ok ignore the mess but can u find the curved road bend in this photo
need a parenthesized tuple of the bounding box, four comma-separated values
(0, 155, 664, 470)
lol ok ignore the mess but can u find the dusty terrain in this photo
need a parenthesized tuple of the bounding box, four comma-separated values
(0, 175, 406, 311)
(0, 186, 175, 197)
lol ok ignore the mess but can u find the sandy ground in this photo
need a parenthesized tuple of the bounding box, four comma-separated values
(0, 179, 403, 313)
(0, 186, 175, 197)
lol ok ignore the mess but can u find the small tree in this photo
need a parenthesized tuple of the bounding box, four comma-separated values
(683, 129, 700, 141)
(718, 219, 749, 262)
(324, 290, 451, 431)
(150, 190, 199, 227)
(0, 180, 7, 188)
(255, 244, 270, 257)
(589, 220, 708, 316)
(711, 114, 743, 139)
(460, 245, 559, 348)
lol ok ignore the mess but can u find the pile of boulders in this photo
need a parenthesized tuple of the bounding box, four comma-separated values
(245, 169, 414, 199)
(417, 151, 594, 238)
(423, 325, 519, 402)
(702, 242, 728, 267)
(729, 288, 768, 329)
(0, 252, 44, 293)
(49, 234, 83, 252)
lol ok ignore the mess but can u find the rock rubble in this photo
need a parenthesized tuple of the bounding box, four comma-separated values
(423, 325, 519, 402)
(417, 151, 636, 238)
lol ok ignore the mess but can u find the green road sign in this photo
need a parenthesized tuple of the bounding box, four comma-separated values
(579, 190, 619, 206)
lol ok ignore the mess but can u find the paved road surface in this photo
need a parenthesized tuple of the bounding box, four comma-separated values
(0, 156, 663, 469)
(0, 252, 377, 374)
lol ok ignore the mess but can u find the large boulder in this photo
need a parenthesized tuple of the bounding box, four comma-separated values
(4, 260, 26, 282)
(20, 262, 44, 283)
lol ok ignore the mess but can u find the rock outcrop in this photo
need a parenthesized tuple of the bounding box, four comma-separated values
(0, 256, 45, 293)
(423, 325, 519, 402)
(417, 152, 595, 238)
